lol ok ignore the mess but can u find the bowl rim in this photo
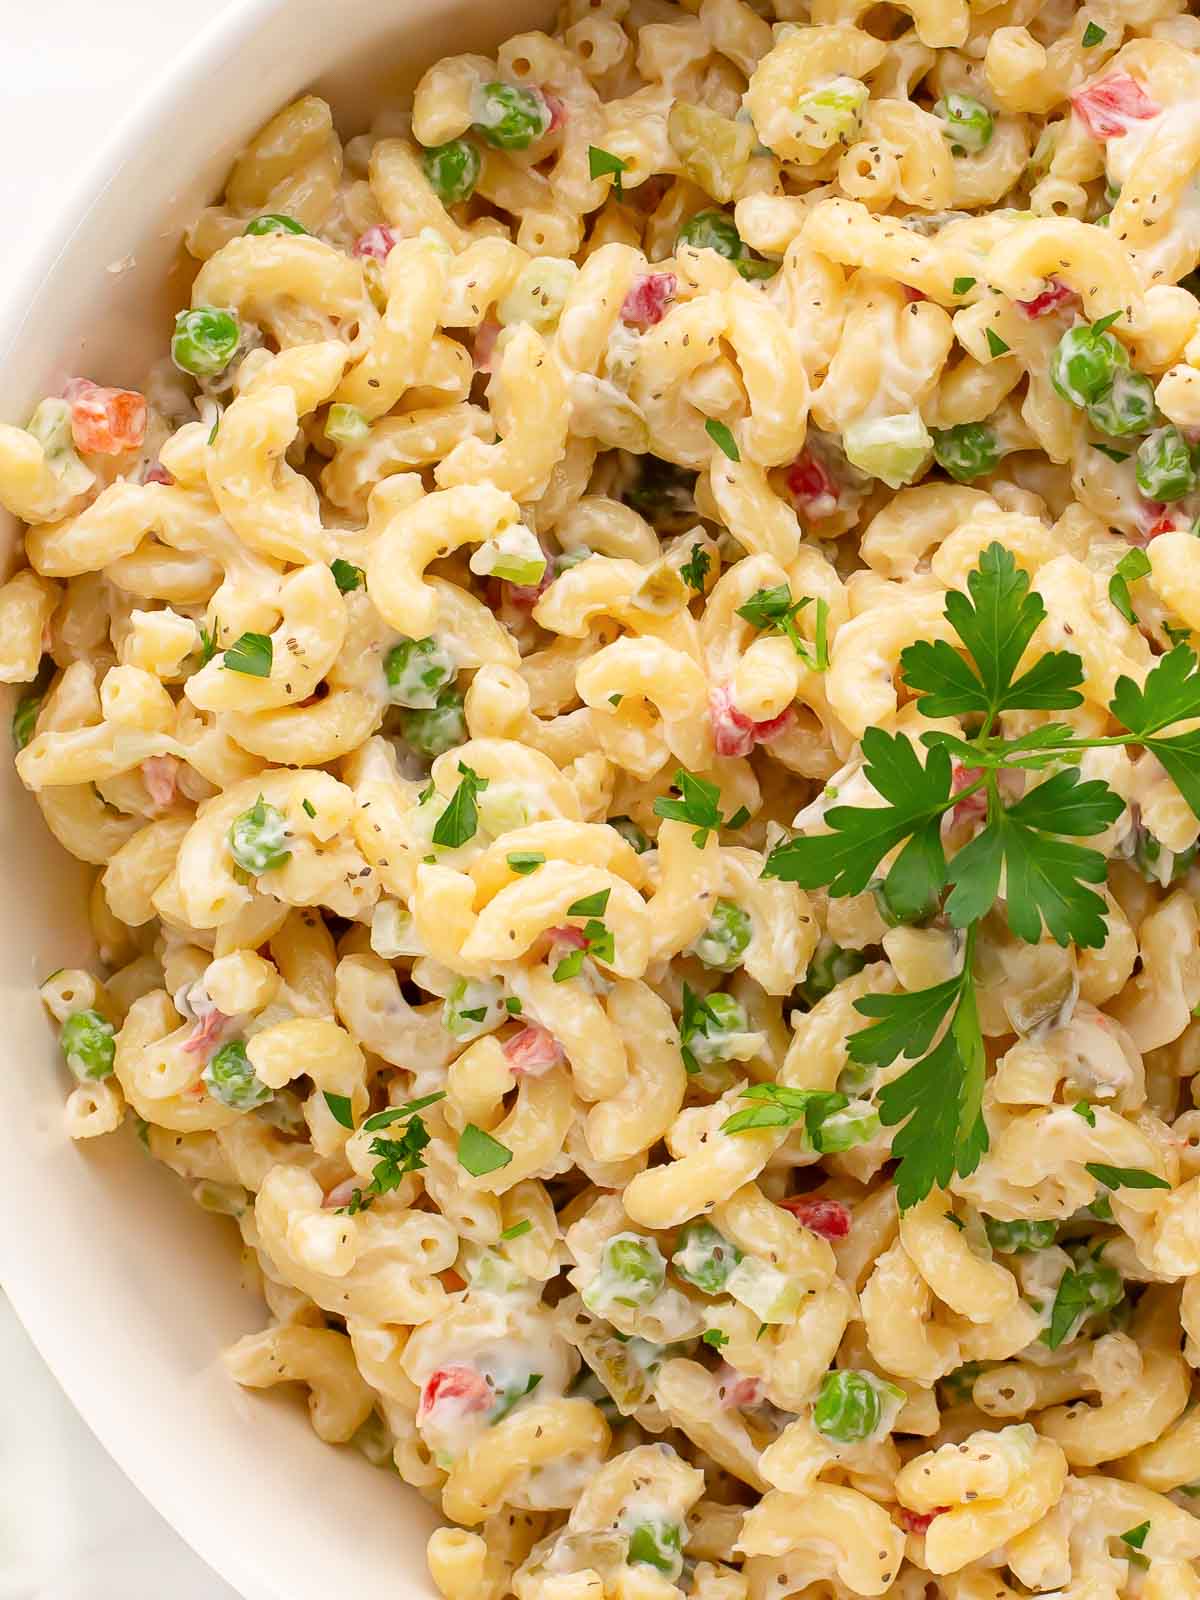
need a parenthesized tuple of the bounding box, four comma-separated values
(0, 7, 311, 1597)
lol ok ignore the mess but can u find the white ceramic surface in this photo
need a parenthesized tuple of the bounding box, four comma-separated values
(0, 3, 549, 1596)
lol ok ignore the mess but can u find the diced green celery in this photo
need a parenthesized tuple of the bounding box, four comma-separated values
(27, 398, 95, 497)
(627, 1520, 683, 1578)
(443, 977, 505, 1039)
(667, 103, 754, 204)
(934, 92, 994, 154)
(326, 403, 370, 447)
(370, 899, 425, 959)
(476, 783, 530, 839)
(726, 1255, 802, 1323)
(497, 259, 580, 335)
(402, 688, 466, 757)
(842, 412, 933, 489)
(468, 524, 547, 587)
(794, 77, 870, 152)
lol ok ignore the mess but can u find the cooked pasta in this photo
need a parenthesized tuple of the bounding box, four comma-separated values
(7, 2, 1200, 1594)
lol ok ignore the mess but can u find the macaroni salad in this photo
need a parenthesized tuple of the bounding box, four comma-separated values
(8, 0, 1200, 1593)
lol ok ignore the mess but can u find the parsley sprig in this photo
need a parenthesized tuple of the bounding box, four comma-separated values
(654, 768, 750, 845)
(737, 585, 830, 671)
(341, 1091, 446, 1213)
(761, 543, 1200, 1208)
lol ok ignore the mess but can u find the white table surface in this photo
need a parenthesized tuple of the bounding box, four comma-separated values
(1, 4, 242, 1596)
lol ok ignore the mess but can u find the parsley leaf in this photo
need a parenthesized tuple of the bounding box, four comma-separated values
(985, 327, 1010, 357)
(705, 419, 740, 461)
(323, 1091, 355, 1129)
(654, 768, 739, 846)
(362, 1092, 446, 1131)
(588, 145, 627, 198)
(458, 1123, 513, 1176)
(222, 631, 272, 677)
(1108, 547, 1151, 624)
(737, 585, 832, 671)
(432, 762, 489, 849)
(330, 558, 364, 592)
(721, 1082, 849, 1144)
(567, 889, 611, 918)
(1121, 1522, 1150, 1550)
(1082, 20, 1106, 44)
(507, 851, 545, 875)
(763, 728, 953, 904)
(681, 543, 711, 593)
(680, 982, 719, 1074)
(1073, 1101, 1096, 1127)
(702, 1328, 729, 1349)
(1110, 645, 1200, 817)
(953, 276, 976, 294)
(901, 543, 1084, 723)
(1085, 1162, 1170, 1191)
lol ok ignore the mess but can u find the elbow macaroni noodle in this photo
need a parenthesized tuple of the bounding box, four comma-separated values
(8, 1, 1200, 1594)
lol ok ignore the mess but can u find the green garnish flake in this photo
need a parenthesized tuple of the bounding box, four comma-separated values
(222, 631, 273, 677)
(1108, 547, 1151, 625)
(1082, 20, 1106, 44)
(984, 327, 1010, 357)
(323, 1092, 355, 1129)
(681, 543, 711, 593)
(458, 1123, 514, 1176)
(705, 419, 740, 461)
(431, 762, 489, 849)
(588, 145, 628, 199)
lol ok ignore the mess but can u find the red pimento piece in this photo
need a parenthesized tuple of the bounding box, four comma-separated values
(549, 924, 589, 950)
(323, 1177, 359, 1210)
(473, 318, 501, 373)
(897, 1506, 949, 1535)
(710, 686, 757, 759)
(63, 378, 147, 456)
(1016, 277, 1079, 319)
(503, 1023, 565, 1076)
(621, 272, 678, 331)
(1144, 508, 1179, 542)
(144, 463, 175, 486)
(902, 285, 927, 303)
(785, 450, 840, 520)
(353, 224, 399, 261)
(543, 91, 568, 133)
(950, 763, 987, 826)
(419, 1364, 494, 1420)
(141, 755, 179, 812)
(780, 1195, 852, 1239)
(752, 706, 795, 746)
(1070, 74, 1160, 141)
(717, 1367, 764, 1409)
(181, 1007, 232, 1058)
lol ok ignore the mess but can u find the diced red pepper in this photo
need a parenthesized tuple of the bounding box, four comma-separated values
(63, 378, 147, 456)
(1016, 277, 1079, 319)
(549, 924, 589, 950)
(543, 91, 567, 133)
(1143, 507, 1178, 542)
(419, 1364, 494, 1419)
(902, 285, 927, 303)
(717, 1367, 764, 1408)
(752, 706, 795, 746)
(353, 224, 399, 261)
(780, 1195, 852, 1239)
(897, 1506, 949, 1535)
(181, 1007, 232, 1058)
(950, 763, 987, 826)
(141, 755, 179, 811)
(1071, 74, 1160, 141)
(503, 1023, 564, 1076)
(710, 686, 757, 759)
(144, 463, 175, 486)
(621, 273, 677, 331)
(785, 450, 840, 520)
(473, 318, 501, 373)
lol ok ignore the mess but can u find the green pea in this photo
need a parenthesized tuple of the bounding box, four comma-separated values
(60, 1009, 115, 1082)
(672, 1219, 742, 1295)
(171, 307, 241, 378)
(1086, 369, 1156, 437)
(627, 1520, 683, 1578)
(228, 796, 292, 876)
(422, 138, 482, 204)
(385, 636, 457, 709)
(934, 92, 994, 154)
(203, 1039, 273, 1110)
(676, 210, 744, 261)
(693, 898, 752, 971)
(401, 686, 466, 756)
(243, 214, 309, 236)
(472, 82, 552, 150)
(813, 1369, 903, 1443)
(1136, 425, 1197, 502)
(610, 815, 651, 854)
(602, 1233, 666, 1306)
(984, 1216, 1058, 1253)
(799, 939, 866, 1006)
(1049, 323, 1129, 408)
(931, 422, 1001, 484)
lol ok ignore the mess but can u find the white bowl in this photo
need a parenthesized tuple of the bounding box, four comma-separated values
(0, 3, 550, 1594)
